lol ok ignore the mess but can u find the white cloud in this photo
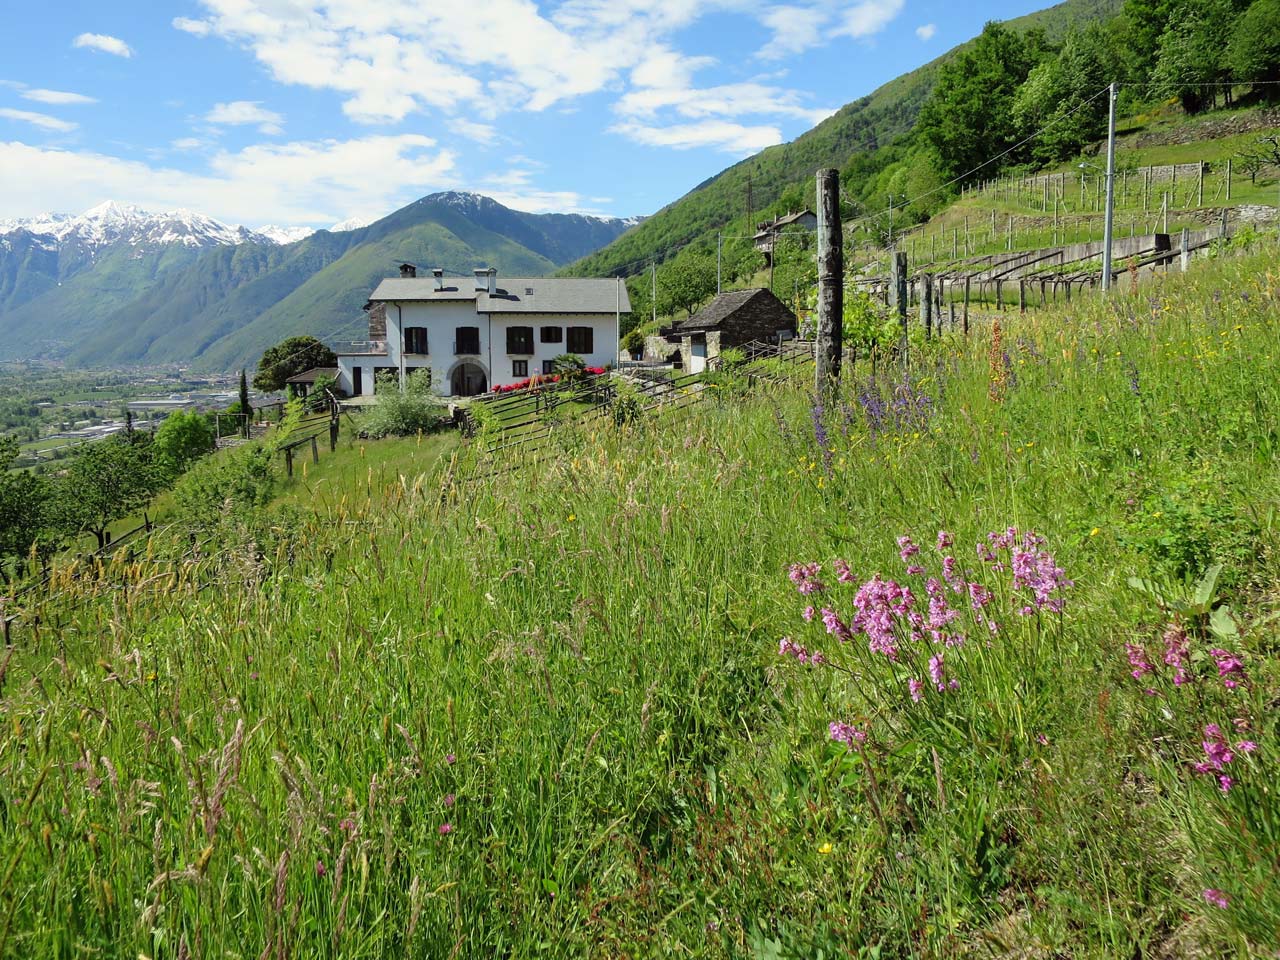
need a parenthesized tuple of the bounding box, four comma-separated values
(171, 137, 208, 150)
(449, 118, 500, 145)
(0, 108, 78, 133)
(172, 17, 212, 36)
(836, 0, 905, 39)
(610, 119, 782, 154)
(22, 88, 98, 105)
(73, 33, 134, 58)
(0, 135, 458, 226)
(617, 80, 832, 126)
(484, 187, 605, 215)
(915, 23, 937, 41)
(205, 101, 284, 135)
(757, 6, 827, 59)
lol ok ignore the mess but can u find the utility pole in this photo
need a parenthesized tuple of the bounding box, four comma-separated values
(1101, 81, 1118, 293)
(716, 232, 722, 295)
(815, 169, 843, 395)
(650, 261, 656, 326)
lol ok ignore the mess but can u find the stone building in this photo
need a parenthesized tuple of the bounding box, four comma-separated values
(660, 287, 797, 372)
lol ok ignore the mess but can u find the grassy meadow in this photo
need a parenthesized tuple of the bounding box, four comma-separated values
(2, 241, 1279, 958)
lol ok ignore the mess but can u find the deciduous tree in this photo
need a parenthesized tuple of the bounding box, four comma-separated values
(253, 337, 336, 392)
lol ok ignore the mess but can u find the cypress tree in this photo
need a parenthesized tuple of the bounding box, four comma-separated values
(239, 369, 251, 439)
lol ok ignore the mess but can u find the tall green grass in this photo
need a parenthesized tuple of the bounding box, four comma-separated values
(1, 241, 1278, 957)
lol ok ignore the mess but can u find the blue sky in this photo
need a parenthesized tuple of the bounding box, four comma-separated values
(1, 0, 1051, 229)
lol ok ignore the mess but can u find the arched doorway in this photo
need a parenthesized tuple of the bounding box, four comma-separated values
(450, 362, 488, 397)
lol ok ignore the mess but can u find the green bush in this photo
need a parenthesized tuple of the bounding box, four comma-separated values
(152, 410, 216, 474)
(356, 370, 447, 438)
(170, 442, 277, 532)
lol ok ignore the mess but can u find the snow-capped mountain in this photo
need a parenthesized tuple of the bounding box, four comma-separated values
(255, 224, 316, 245)
(328, 215, 375, 233)
(0, 201, 309, 252)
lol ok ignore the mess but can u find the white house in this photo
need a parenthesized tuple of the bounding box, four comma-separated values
(335, 265, 629, 398)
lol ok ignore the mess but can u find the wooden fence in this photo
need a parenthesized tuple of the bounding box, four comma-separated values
(465, 340, 815, 482)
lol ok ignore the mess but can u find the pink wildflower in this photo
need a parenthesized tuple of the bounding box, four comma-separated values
(779, 636, 824, 666)
(443, 794, 456, 808)
(1162, 625, 1189, 685)
(1236, 740, 1258, 754)
(445, 753, 456, 765)
(908, 678, 925, 703)
(820, 608, 853, 642)
(438, 823, 454, 835)
(316, 860, 328, 878)
(1194, 725, 1238, 791)
(1202, 888, 1229, 909)
(788, 563, 826, 595)
(936, 531, 954, 551)
(802, 605, 816, 622)
(1125, 643, 1154, 680)
(828, 721, 867, 749)
(897, 535, 920, 561)
(928, 652, 947, 691)
(1209, 649, 1245, 689)
(941, 555, 963, 593)
(832, 559, 855, 584)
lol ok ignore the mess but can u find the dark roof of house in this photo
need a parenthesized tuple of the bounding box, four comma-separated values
(754, 209, 816, 239)
(367, 276, 631, 314)
(285, 366, 338, 384)
(672, 288, 794, 334)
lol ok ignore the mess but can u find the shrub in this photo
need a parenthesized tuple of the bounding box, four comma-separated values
(357, 370, 447, 438)
(170, 443, 276, 531)
(152, 410, 216, 474)
(552, 354, 587, 378)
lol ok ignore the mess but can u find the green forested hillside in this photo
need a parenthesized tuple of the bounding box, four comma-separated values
(564, 0, 1125, 282)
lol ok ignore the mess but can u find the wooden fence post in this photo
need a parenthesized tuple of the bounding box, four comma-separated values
(962, 278, 971, 336)
(892, 252, 909, 361)
(1181, 227, 1190, 272)
(1226, 158, 1232, 201)
(285, 448, 294, 478)
(1019, 280, 1026, 314)
(310, 435, 319, 464)
(814, 168, 842, 394)
(996, 279, 1004, 311)
(921, 274, 933, 340)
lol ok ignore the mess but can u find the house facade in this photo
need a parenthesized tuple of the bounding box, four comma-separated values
(335, 266, 628, 398)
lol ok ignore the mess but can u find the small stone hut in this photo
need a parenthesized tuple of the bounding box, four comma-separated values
(660, 288, 797, 371)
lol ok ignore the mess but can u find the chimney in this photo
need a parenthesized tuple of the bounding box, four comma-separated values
(487, 266, 497, 295)
(473, 268, 488, 293)
(432, 267, 443, 291)
(399, 262, 417, 278)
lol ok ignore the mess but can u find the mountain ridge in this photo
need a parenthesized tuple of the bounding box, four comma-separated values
(0, 192, 642, 370)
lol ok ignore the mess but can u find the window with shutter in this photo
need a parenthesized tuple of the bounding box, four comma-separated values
(506, 326, 534, 354)
(403, 327, 429, 354)
(455, 327, 480, 355)
(540, 325, 562, 343)
(567, 326, 593, 353)
(542, 360, 556, 375)
(512, 360, 528, 377)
